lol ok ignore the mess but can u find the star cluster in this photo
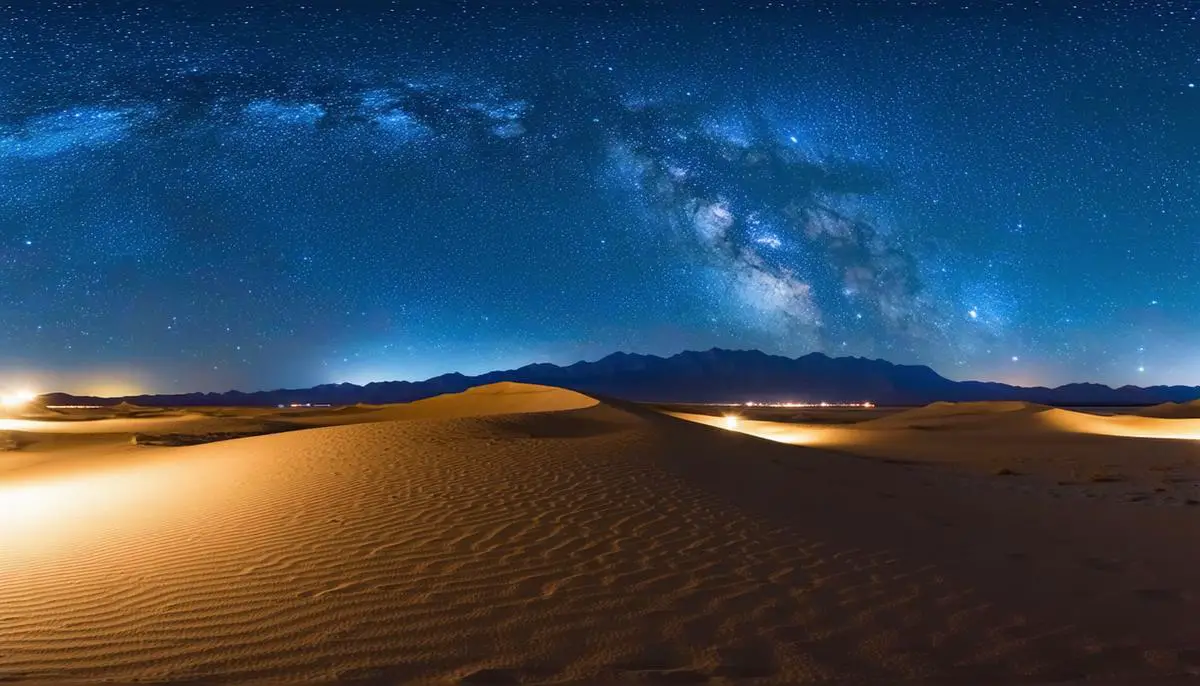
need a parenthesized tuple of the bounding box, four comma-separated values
(0, 0, 1196, 393)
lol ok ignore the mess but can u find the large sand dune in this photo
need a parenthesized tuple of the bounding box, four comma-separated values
(854, 400, 1056, 431)
(4, 387, 1200, 683)
(857, 401, 1200, 440)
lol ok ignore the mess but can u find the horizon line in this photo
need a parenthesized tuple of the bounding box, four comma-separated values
(35, 347, 1199, 399)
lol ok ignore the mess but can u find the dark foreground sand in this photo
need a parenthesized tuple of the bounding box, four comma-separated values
(3, 384, 1200, 684)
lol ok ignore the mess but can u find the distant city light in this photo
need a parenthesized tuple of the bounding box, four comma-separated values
(741, 401, 875, 409)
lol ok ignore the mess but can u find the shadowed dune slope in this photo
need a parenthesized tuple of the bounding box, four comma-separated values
(1138, 400, 1200, 419)
(3, 387, 1200, 684)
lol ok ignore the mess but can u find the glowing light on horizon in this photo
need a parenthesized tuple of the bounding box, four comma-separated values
(674, 404, 1200, 450)
(742, 400, 874, 408)
(668, 411, 828, 446)
(0, 388, 36, 408)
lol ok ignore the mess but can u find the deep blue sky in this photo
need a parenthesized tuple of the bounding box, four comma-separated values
(0, 0, 1196, 394)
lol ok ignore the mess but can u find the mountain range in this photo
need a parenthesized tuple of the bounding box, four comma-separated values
(38, 348, 1200, 408)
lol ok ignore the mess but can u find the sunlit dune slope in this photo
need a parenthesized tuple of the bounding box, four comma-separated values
(675, 400, 1200, 451)
(4, 386, 1200, 683)
(277, 381, 599, 426)
(665, 401, 1068, 445)
(843, 401, 1200, 440)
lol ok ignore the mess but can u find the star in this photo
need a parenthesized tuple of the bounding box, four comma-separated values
(0, 1, 1191, 393)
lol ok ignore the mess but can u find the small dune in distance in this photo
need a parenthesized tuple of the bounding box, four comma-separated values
(1136, 399, 1200, 419)
(4, 383, 1200, 684)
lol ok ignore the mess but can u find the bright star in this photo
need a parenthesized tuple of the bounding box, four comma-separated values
(968, 309, 978, 319)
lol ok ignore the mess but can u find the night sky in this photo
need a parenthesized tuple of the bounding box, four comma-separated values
(1, 1, 1196, 395)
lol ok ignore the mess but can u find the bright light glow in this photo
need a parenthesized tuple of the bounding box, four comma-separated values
(1037, 411, 1200, 442)
(672, 403, 1200, 463)
(0, 471, 145, 560)
(742, 400, 874, 408)
(0, 416, 144, 433)
(0, 447, 254, 564)
(668, 411, 830, 446)
(0, 481, 65, 527)
(0, 388, 36, 408)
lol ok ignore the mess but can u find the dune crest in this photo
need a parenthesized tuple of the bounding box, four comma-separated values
(305, 382, 599, 425)
(1138, 399, 1200, 419)
(856, 400, 1054, 430)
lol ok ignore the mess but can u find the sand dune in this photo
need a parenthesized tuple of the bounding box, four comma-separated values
(1038, 408, 1200, 441)
(854, 400, 1054, 430)
(276, 382, 599, 427)
(673, 401, 1200, 510)
(1, 384, 597, 471)
(1138, 400, 1200, 419)
(817, 400, 1200, 442)
(4, 386, 1200, 683)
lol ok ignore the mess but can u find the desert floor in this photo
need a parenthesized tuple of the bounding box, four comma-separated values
(3, 385, 1200, 684)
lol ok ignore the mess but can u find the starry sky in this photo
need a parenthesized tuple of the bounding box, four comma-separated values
(1, 0, 1196, 395)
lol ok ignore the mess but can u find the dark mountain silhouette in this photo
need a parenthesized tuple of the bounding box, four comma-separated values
(38, 348, 1200, 408)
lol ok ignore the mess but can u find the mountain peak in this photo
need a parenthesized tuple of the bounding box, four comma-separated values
(43, 348, 1200, 407)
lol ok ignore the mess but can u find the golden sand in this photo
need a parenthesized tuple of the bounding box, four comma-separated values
(3, 387, 1200, 683)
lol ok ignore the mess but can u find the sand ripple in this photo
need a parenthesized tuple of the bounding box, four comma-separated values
(3, 388, 1199, 683)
